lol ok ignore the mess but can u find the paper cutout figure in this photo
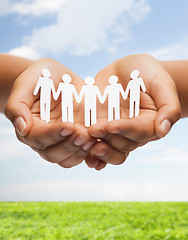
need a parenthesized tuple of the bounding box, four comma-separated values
(54, 74, 79, 123)
(35, 69, 146, 124)
(102, 75, 126, 121)
(33, 68, 56, 122)
(77, 76, 103, 127)
(125, 70, 146, 118)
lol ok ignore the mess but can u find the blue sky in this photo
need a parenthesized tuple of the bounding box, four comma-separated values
(0, 0, 188, 201)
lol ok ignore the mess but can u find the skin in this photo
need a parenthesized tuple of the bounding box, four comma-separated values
(0, 54, 34, 113)
(4, 56, 97, 169)
(0, 54, 185, 171)
(86, 54, 181, 169)
(161, 60, 188, 118)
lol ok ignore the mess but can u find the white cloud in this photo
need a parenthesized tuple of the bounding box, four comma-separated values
(1, 179, 188, 201)
(150, 38, 188, 60)
(7, 0, 150, 58)
(8, 45, 41, 60)
(0, 0, 68, 17)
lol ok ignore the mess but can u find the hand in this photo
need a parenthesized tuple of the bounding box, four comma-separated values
(86, 54, 181, 169)
(5, 58, 96, 168)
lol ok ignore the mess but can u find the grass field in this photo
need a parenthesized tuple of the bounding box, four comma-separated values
(0, 202, 188, 240)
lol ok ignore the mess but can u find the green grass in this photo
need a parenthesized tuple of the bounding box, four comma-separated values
(0, 202, 188, 240)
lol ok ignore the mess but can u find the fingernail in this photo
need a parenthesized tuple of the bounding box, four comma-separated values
(14, 117, 26, 136)
(60, 129, 73, 136)
(110, 128, 121, 134)
(82, 141, 94, 151)
(74, 136, 86, 146)
(95, 150, 106, 157)
(160, 119, 171, 137)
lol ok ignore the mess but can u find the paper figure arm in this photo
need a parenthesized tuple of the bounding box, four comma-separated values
(51, 80, 57, 100)
(73, 86, 80, 103)
(124, 82, 131, 99)
(101, 88, 108, 104)
(54, 83, 62, 100)
(77, 87, 85, 103)
(96, 87, 104, 104)
(33, 78, 42, 96)
(119, 84, 126, 100)
(140, 78, 146, 93)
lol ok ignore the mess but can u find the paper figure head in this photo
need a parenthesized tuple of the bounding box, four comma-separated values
(109, 75, 118, 85)
(85, 76, 95, 86)
(130, 70, 140, 79)
(42, 68, 51, 78)
(62, 74, 72, 83)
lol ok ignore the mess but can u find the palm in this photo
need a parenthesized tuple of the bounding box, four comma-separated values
(31, 89, 85, 128)
(96, 84, 157, 142)
(96, 80, 157, 123)
(94, 55, 170, 142)
(20, 55, 174, 143)
(26, 59, 86, 130)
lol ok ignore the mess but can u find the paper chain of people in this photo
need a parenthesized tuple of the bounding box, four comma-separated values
(33, 68, 146, 127)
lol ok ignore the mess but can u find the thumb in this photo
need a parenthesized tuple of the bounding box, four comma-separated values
(155, 104, 181, 138)
(5, 91, 33, 137)
(152, 73, 181, 138)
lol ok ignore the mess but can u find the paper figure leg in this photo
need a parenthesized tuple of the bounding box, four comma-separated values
(129, 101, 134, 119)
(135, 99, 140, 117)
(91, 108, 97, 126)
(115, 105, 120, 120)
(62, 105, 68, 122)
(108, 105, 113, 122)
(68, 105, 74, 123)
(45, 102, 51, 122)
(40, 101, 45, 121)
(85, 108, 91, 127)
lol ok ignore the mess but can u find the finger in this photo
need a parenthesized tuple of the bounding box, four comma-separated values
(37, 126, 93, 163)
(90, 141, 128, 165)
(94, 160, 107, 171)
(58, 149, 86, 168)
(88, 123, 107, 139)
(85, 155, 107, 170)
(5, 65, 40, 136)
(85, 156, 100, 168)
(23, 120, 75, 149)
(150, 65, 181, 137)
(89, 123, 140, 152)
(105, 134, 139, 152)
(155, 106, 181, 138)
(5, 95, 33, 137)
(57, 139, 97, 168)
(105, 111, 158, 142)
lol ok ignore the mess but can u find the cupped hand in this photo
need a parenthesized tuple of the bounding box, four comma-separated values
(5, 58, 96, 168)
(86, 54, 181, 169)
